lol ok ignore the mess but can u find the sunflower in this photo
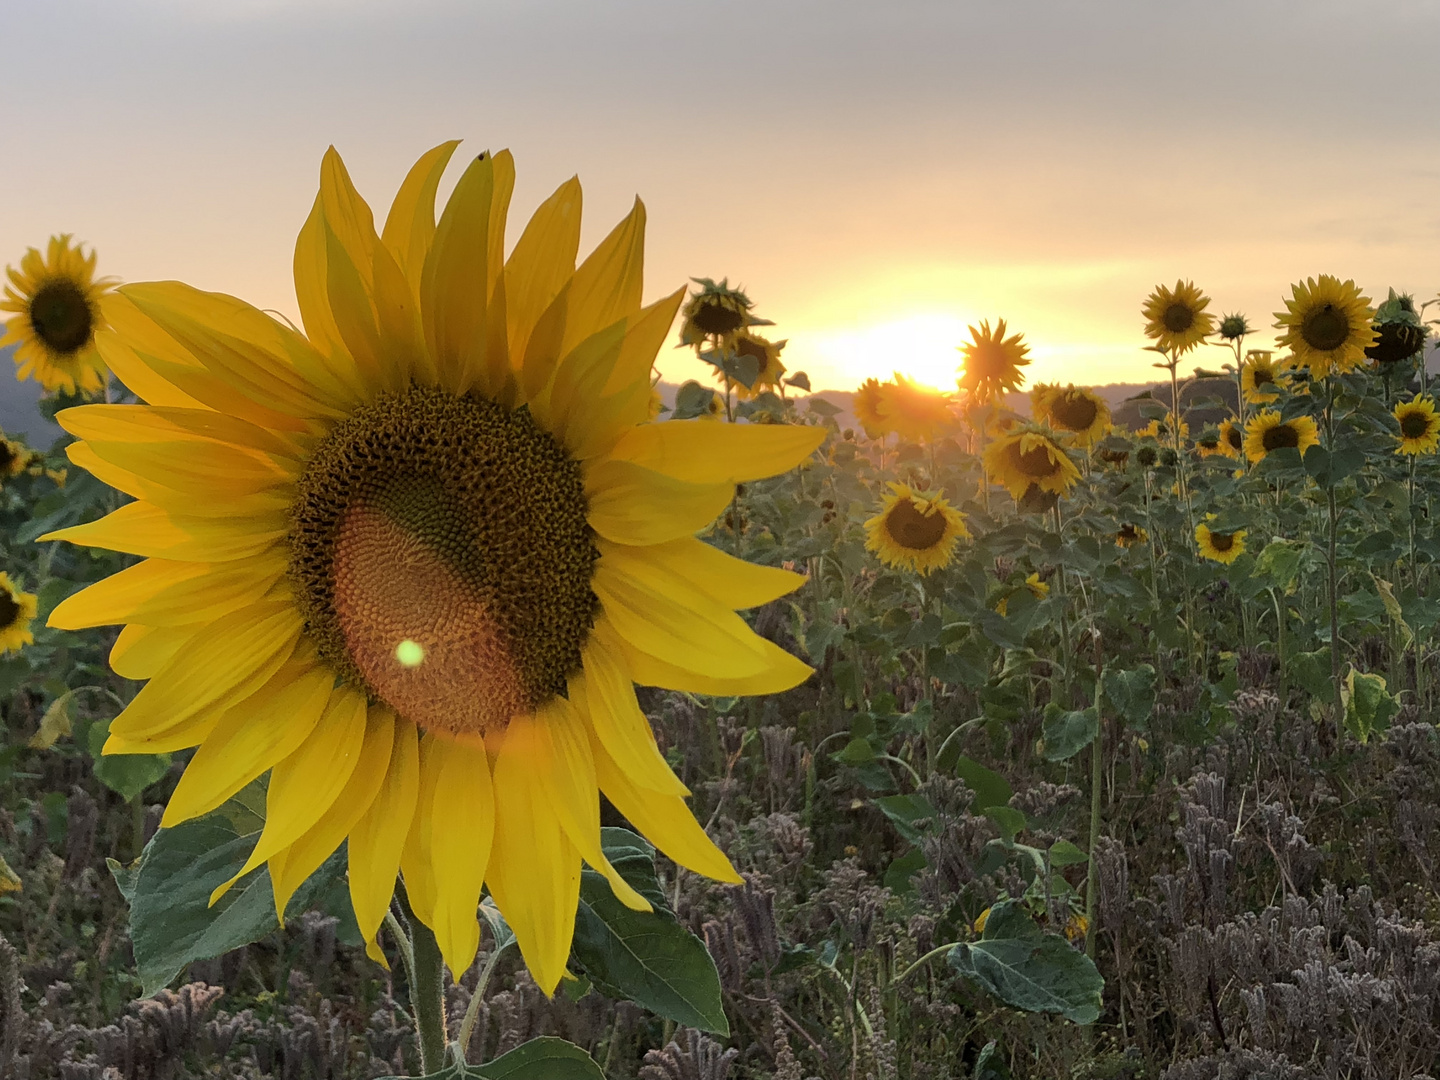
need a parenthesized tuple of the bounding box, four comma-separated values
(877, 373, 953, 441)
(0, 573, 37, 655)
(1240, 350, 1287, 404)
(983, 430, 1082, 500)
(1017, 483, 1060, 514)
(852, 378, 892, 440)
(2, 235, 116, 396)
(679, 278, 757, 347)
(1366, 289, 1428, 366)
(864, 483, 969, 574)
(42, 144, 824, 993)
(1273, 275, 1375, 379)
(0, 431, 31, 481)
(1243, 410, 1319, 464)
(957, 319, 1030, 403)
(993, 572, 1048, 616)
(1140, 413, 1189, 444)
(731, 332, 786, 400)
(1195, 520, 1246, 564)
(1031, 384, 1110, 447)
(1141, 280, 1214, 356)
(1193, 428, 1226, 458)
(1217, 313, 1252, 341)
(1217, 418, 1244, 458)
(962, 397, 1021, 438)
(1115, 523, 1148, 548)
(1393, 395, 1440, 455)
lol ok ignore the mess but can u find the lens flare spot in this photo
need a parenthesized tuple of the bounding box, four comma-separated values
(395, 639, 426, 668)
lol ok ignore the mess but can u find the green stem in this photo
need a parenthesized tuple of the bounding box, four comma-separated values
(1324, 376, 1341, 738)
(1085, 637, 1103, 962)
(453, 937, 510, 1065)
(892, 942, 963, 986)
(397, 892, 447, 1074)
(1054, 504, 1073, 708)
(130, 793, 145, 862)
(1272, 589, 1287, 709)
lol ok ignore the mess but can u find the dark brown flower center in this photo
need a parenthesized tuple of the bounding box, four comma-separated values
(1015, 443, 1060, 478)
(1301, 304, 1350, 353)
(1261, 423, 1300, 451)
(1401, 411, 1432, 440)
(1209, 531, 1235, 552)
(884, 498, 948, 551)
(690, 299, 745, 336)
(1253, 369, 1274, 387)
(1050, 394, 1098, 432)
(29, 280, 93, 355)
(1163, 303, 1195, 333)
(735, 337, 774, 377)
(288, 387, 598, 737)
(0, 443, 14, 473)
(0, 591, 18, 629)
(1224, 425, 1243, 450)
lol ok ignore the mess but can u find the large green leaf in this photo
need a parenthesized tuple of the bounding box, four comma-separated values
(378, 1037, 606, 1080)
(1101, 666, 1156, 730)
(570, 829, 728, 1035)
(952, 755, 1011, 812)
(947, 900, 1103, 1024)
(1342, 668, 1398, 744)
(1038, 707, 1097, 762)
(113, 812, 344, 995)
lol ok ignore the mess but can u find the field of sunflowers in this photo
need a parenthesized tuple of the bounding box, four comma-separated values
(2, 145, 1440, 1080)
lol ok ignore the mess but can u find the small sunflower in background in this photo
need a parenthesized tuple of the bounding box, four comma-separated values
(994, 571, 1049, 616)
(864, 482, 969, 574)
(1366, 289, 1429, 367)
(877, 373, 953, 441)
(1193, 427, 1226, 458)
(1195, 519, 1246, 564)
(1032, 384, 1110, 446)
(1217, 418, 1244, 458)
(1243, 409, 1319, 464)
(679, 277, 758, 347)
(957, 318, 1030, 403)
(1217, 313, 1252, 342)
(1141, 280, 1214, 356)
(1115, 523, 1148, 548)
(853, 377, 892, 439)
(0, 431, 31, 482)
(1241, 350, 1288, 404)
(731, 331, 786, 400)
(984, 429, 1081, 500)
(1393, 395, 1440, 455)
(1140, 413, 1189, 444)
(0, 573, 37, 655)
(1, 235, 115, 396)
(1273, 275, 1375, 379)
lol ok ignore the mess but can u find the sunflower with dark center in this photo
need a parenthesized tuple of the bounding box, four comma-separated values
(1274, 274, 1375, 379)
(1031, 383, 1110, 447)
(0, 573, 36, 656)
(957, 318, 1030, 403)
(730, 331, 786, 400)
(679, 277, 754, 347)
(1134, 443, 1160, 468)
(1194, 429, 1225, 458)
(864, 482, 969, 574)
(1217, 419, 1244, 458)
(983, 429, 1081, 500)
(1217, 313, 1252, 341)
(1366, 288, 1428, 366)
(41, 143, 825, 993)
(1393, 395, 1440, 455)
(876, 372, 953, 441)
(1142, 279, 1215, 356)
(0, 433, 30, 481)
(1141, 414, 1189, 444)
(1, 235, 116, 395)
(1115, 523, 1148, 548)
(853, 377, 892, 439)
(1243, 409, 1319, 464)
(1196, 521, 1246, 564)
(1241, 350, 1288, 404)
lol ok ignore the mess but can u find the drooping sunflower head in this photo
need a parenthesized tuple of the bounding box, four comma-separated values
(1196, 520, 1246, 564)
(680, 277, 756, 347)
(1115, 523, 1148, 549)
(1194, 427, 1225, 458)
(863, 482, 969, 575)
(1217, 313, 1252, 341)
(1141, 280, 1215, 357)
(1032, 384, 1110, 447)
(1, 235, 116, 396)
(42, 143, 824, 994)
(1243, 409, 1319, 464)
(983, 429, 1082, 500)
(730, 332, 786, 400)
(1366, 289, 1428, 366)
(877, 373, 954, 441)
(1016, 483, 1060, 514)
(0, 431, 31, 481)
(957, 318, 1030, 403)
(1217, 418, 1244, 458)
(853, 377, 893, 440)
(1273, 274, 1376, 379)
(1094, 427, 1132, 467)
(1241, 350, 1289, 404)
(0, 573, 37, 656)
(1393, 395, 1440, 456)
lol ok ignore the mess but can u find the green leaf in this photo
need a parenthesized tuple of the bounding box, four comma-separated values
(833, 736, 877, 765)
(883, 847, 928, 894)
(376, 1037, 606, 1080)
(806, 396, 842, 417)
(1039, 707, 1098, 762)
(1253, 539, 1304, 593)
(1101, 666, 1156, 729)
(784, 371, 811, 391)
(1303, 444, 1365, 486)
(873, 794, 938, 844)
(123, 813, 344, 996)
(1047, 839, 1089, 868)
(946, 900, 1104, 1024)
(984, 806, 1026, 844)
(1342, 668, 1398, 744)
(973, 1039, 1014, 1080)
(86, 716, 171, 801)
(672, 380, 718, 420)
(952, 755, 1012, 812)
(570, 830, 728, 1035)
(1291, 648, 1337, 705)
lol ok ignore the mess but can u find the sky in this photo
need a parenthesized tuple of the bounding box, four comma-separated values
(1, 0, 1437, 393)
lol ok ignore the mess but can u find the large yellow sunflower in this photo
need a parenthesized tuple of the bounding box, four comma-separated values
(1273, 275, 1375, 379)
(731, 331, 786, 400)
(1242, 410, 1319, 464)
(876, 373, 953, 441)
(863, 483, 969, 574)
(0, 573, 37, 655)
(2, 235, 115, 396)
(1217, 418, 1244, 459)
(1031, 384, 1110, 447)
(41, 144, 824, 993)
(957, 319, 1030, 403)
(1141, 280, 1214, 356)
(1241, 350, 1288, 404)
(852, 377, 892, 440)
(1393, 395, 1440, 456)
(983, 430, 1081, 500)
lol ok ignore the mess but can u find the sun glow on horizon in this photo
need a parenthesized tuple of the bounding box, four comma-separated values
(790, 313, 974, 392)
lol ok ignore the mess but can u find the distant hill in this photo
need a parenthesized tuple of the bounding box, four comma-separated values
(0, 345, 62, 447)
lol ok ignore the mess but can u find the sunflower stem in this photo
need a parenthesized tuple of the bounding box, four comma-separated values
(1053, 503, 1073, 708)
(1084, 631, 1104, 963)
(396, 890, 447, 1074)
(1271, 589, 1287, 711)
(453, 935, 510, 1065)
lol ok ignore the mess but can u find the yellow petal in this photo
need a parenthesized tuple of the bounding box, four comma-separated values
(95, 296, 211, 411)
(161, 658, 332, 827)
(82, 438, 288, 498)
(348, 714, 418, 963)
(109, 623, 193, 681)
(399, 733, 445, 928)
(599, 536, 806, 611)
(382, 141, 462, 292)
(541, 321, 627, 455)
(421, 153, 498, 395)
(584, 459, 732, 546)
(56, 404, 304, 459)
(618, 631, 814, 697)
(42, 500, 288, 561)
(590, 731, 741, 885)
(295, 193, 345, 363)
(49, 556, 284, 630)
(609, 421, 826, 486)
(603, 287, 685, 398)
(429, 738, 495, 976)
(504, 176, 581, 365)
(559, 198, 645, 355)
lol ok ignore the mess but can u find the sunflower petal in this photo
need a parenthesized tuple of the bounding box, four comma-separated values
(422, 153, 498, 395)
(617, 631, 814, 696)
(429, 738, 495, 975)
(348, 713, 418, 963)
(382, 141, 462, 291)
(609, 421, 826, 485)
(42, 500, 288, 561)
(49, 556, 284, 630)
(504, 176, 582, 365)
(560, 198, 645, 354)
(399, 733, 445, 928)
(584, 460, 732, 546)
(576, 625, 687, 796)
(109, 623, 193, 681)
(599, 537, 806, 611)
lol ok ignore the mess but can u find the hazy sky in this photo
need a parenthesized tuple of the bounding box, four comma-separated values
(2, 0, 1437, 392)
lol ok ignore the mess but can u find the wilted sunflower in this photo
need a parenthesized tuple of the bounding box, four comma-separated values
(957, 319, 1030, 403)
(1115, 523, 1148, 548)
(679, 277, 756, 347)
(1366, 289, 1428, 366)
(2, 235, 116, 396)
(1273, 275, 1375, 379)
(877, 373, 953, 441)
(0, 431, 30, 482)
(1240, 350, 1287, 404)
(864, 483, 969, 574)
(731, 332, 786, 400)
(0, 573, 37, 655)
(1141, 280, 1214, 356)
(1393, 395, 1440, 455)
(1195, 521, 1245, 564)
(1031, 384, 1110, 447)
(853, 378, 892, 439)
(1217, 418, 1244, 458)
(42, 144, 824, 993)
(984, 430, 1081, 500)
(1243, 410, 1319, 464)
